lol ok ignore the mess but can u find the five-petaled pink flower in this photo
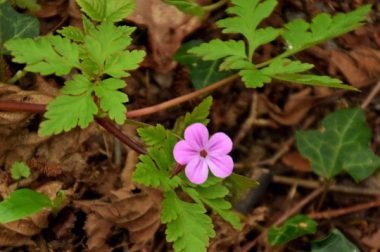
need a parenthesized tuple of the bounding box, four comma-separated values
(173, 123, 234, 184)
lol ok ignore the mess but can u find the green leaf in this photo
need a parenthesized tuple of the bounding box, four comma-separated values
(184, 184, 242, 230)
(77, 0, 135, 22)
(174, 96, 212, 136)
(161, 191, 215, 252)
(10, 162, 30, 180)
(138, 124, 167, 146)
(0, 2, 39, 54)
(0, 189, 52, 223)
(274, 73, 357, 90)
(312, 229, 360, 252)
(175, 40, 231, 89)
(134, 128, 181, 191)
(239, 69, 271, 88)
(217, 0, 278, 57)
(94, 78, 128, 124)
(224, 173, 259, 204)
(188, 39, 247, 61)
(282, 5, 371, 54)
(57, 26, 85, 42)
(261, 59, 314, 75)
(61, 74, 93, 95)
(268, 214, 317, 246)
(164, 0, 204, 16)
(104, 49, 145, 78)
(296, 108, 380, 181)
(82, 22, 135, 72)
(5, 35, 79, 75)
(9, 0, 41, 11)
(39, 88, 97, 136)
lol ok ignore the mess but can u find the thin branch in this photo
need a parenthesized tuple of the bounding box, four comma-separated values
(95, 117, 147, 155)
(0, 74, 239, 117)
(361, 80, 380, 109)
(308, 199, 380, 219)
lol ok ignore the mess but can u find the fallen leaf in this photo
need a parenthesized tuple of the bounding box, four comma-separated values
(127, 0, 206, 73)
(282, 151, 311, 172)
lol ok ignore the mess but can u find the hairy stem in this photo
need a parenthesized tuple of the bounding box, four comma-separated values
(0, 74, 238, 117)
(202, 0, 229, 11)
(95, 117, 147, 155)
(8, 70, 27, 84)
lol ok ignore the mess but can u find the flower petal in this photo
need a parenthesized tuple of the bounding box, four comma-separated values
(206, 154, 234, 178)
(173, 140, 198, 165)
(184, 123, 209, 151)
(207, 132, 233, 155)
(185, 157, 208, 184)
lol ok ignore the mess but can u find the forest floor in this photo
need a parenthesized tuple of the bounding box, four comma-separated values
(1, 0, 380, 251)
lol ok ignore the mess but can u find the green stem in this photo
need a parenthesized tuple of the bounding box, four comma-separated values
(8, 70, 27, 84)
(202, 0, 229, 11)
(316, 179, 333, 210)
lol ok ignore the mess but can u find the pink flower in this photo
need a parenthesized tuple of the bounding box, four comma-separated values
(173, 123, 234, 184)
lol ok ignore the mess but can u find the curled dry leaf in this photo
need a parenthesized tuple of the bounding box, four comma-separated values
(75, 188, 161, 244)
(258, 88, 332, 126)
(329, 48, 380, 88)
(0, 229, 35, 247)
(85, 213, 113, 252)
(127, 0, 206, 73)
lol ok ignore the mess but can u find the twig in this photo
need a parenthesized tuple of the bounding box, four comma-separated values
(361, 80, 380, 109)
(273, 175, 380, 196)
(241, 187, 324, 252)
(308, 199, 380, 219)
(125, 74, 238, 118)
(0, 74, 239, 117)
(95, 118, 147, 155)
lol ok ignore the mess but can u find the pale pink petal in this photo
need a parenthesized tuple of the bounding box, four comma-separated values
(185, 157, 208, 184)
(173, 140, 198, 165)
(207, 132, 233, 155)
(184, 123, 209, 151)
(206, 154, 234, 178)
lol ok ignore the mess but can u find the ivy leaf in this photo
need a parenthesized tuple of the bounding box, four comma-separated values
(77, 0, 135, 23)
(184, 183, 242, 230)
(164, 0, 204, 16)
(268, 215, 317, 246)
(216, 0, 278, 57)
(0, 189, 52, 223)
(94, 78, 128, 124)
(10, 161, 30, 180)
(0, 1, 39, 54)
(161, 191, 215, 252)
(312, 229, 360, 252)
(175, 40, 231, 89)
(39, 82, 97, 136)
(104, 49, 145, 78)
(57, 26, 85, 43)
(5, 35, 79, 76)
(296, 108, 380, 181)
(282, 5, 371, 54)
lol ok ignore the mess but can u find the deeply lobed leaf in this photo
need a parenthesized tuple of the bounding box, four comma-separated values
(76, 0, 135, 22)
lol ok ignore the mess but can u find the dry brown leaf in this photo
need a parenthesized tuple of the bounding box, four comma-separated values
(85, 213, 113, 251)
(75, 188, 161, 244)
(258, 89, 315, 126)
(362, 229, 380, 249)
(127, 0, 205, 73)
(329, 48, 380, 88)
(281, 151, 311, 172)
(0, 229, 35, 247)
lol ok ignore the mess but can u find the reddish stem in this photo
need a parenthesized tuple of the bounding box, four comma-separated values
(95, 117, 147, 155)
(0, 101, 46, 112)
